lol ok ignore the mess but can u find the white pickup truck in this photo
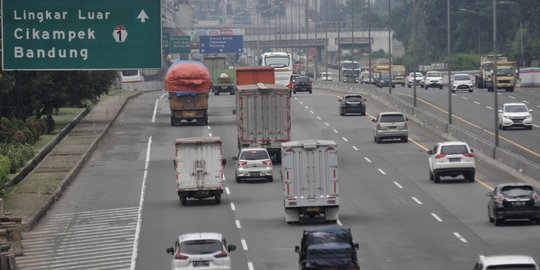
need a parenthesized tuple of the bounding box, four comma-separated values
(281, 140, 339, 223)
(174, 137, 226, 205)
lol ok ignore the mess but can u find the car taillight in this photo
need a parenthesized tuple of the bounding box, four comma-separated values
(175, 249, 189, 260)
(262, 159, 272, 166)
(214, 247, 228, 258)
(496, 194, 505, 203)
(463, 153, 474, 157)
(435, 154, 445, 159)
(239, 161, 247, 166)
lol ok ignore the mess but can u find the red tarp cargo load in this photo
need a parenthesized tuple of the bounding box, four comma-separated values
(165, 61, 211, 93)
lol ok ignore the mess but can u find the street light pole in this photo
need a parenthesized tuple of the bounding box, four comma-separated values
(337, 0, 341, 82)
(493, 0, 500, 151)
(447, 0, 452, 125)
(388, 0, 392, 94)
(368, 0, 372, 84)
(412, 0, 417, 107)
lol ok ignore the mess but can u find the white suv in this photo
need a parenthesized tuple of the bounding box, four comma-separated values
(428, 141, 475, 183)
(166, 232, 237, 270)
(498, 102, 533, 130)
(451, 73, 473, 92)
(407, 72, 424, 88)
(475, 255, 539, 270)
(423, 71, 443, 89)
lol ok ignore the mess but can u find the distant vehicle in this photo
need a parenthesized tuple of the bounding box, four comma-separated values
(321, 71, 333, 81)
(339, 94, 367, 116)
(407, 72, 424, 88)
(293, 76, 312, 94)
(295, 226, 360, 270)
(341, 60, 360, 83)
(498, 102, 533, 130)
(203, 56, 235, 95)
(487, 183, 540, 226)
(281, 140, 339, 223)
(287, 73, 302, 95)
(173, 137, 226, 205)
(120, 69, 145, 83)
(372, 112, 408, 143)
(392, 65, 406, 87)
(475, 255, 539, 270)
(475, 55, 518, 92)
(166, 232, 236, 270)
(376, 73, 393, 88)
(360, 73, 376, 84)
(451, 74, 474, 92)
(233, 148, 273, 183)
(424, 71, 443, 89)
(427, 141, 476, 183)
(259, 51, 293, 86)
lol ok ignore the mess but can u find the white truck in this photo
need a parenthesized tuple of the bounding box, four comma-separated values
(281, 140, 339, 223)
(174, 137, 226, 205)
(235, 83, 291, 162)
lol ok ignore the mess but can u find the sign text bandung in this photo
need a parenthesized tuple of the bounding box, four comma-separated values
(199, 35, 243, 54)
(2, 0, 161, 70)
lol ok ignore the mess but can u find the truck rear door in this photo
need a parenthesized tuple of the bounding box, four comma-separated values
(176, 142, 223, 189)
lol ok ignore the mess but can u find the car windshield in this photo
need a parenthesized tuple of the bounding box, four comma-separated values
(296, 77, 310, 83)
(345, 96, 363, 102)
(264, 56, 290, 68)
(500, 185, 534, 197)
(486, 265, 538, 269)
(427, 72, 442, 77)
(454, 75, 470, 81)
(379, 114, 405, 123)
(380, 74, 390, 79)
(505, 105, 528, 113)
(440, 145, 468, 155)
(181, 239, 222, 255)
(240, 150, 269, 160)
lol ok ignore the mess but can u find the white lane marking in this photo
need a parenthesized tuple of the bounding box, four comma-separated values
(130, 136, 152, 270)
(451, 93, 457, 97)
(431, 213, 443, 222)
(317, 116, 322, 120)
(333, 129, 339, 133)
(230, 203, 236, 211)
(342, 137, 349, 142)
(509, 96, 516, 99)
(486, 106, 493, 110)
(337, 220, 343, 226)
(473, 101, 480, 105)
(364, 157, 372, 163)
(461, 96, 468, 100)
(207, 126, 211, 130)
(305, 106, 309, 109)
(537, 105, 540, 108)
(378, 168, 386, 175)
(241, 239, 248, 251)
(352, 146, 359, 151)
(209, 132, 213, 137)
(412, 197, 423, 205)
(453, 232, 468, 243)
(151, 99, 158, 123)
(248, 262, 254, 270)
(159, 93, 167, 99)
(522, 100, 530, 104)
(235, 220, 242, 229)
(310, 110, 315, 114)
(324, 122, 330, 126)
(295, 98, 299, 101)
(498, 93, 503, 95)
(225, 187, 231, 195)
(393, 182, 403, 189)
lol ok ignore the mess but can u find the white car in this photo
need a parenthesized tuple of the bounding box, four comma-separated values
(233, 148, 273, 182)
(475, 255, 539, 270)
(407, 72, 424, 88)
(321, 72, 333, 81)
(428, 141, 475, 183)
(423, 71, 443, 89)
(451, 73, 473, 92)
(498, 102, 533, 130)
(166, 232, 236, 270)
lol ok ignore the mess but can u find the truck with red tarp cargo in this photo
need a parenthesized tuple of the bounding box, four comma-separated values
(165, 61, 211, 126)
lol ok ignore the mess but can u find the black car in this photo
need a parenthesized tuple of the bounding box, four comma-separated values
(293, 76, 312, 94)
(339, 95, 366, 116)
(487, 183, 540, 226)
(295, 226, 360, 270)
(376, 73, 394, 88)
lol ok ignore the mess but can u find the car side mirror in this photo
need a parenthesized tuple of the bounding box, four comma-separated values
(470, 148, 474, 153)
(530, 109, 534, 113)
(427, 150, 433, 155)
(354, 243, 359, 249)
(166, 247, 174, 255)
(222, 158, 226, 166)
(338, 97, 342, 102)
(405, 117, 409, 121)
(486, 191, 493, 197)
(295, 246, 300, 253)
(371, 119, 376, 122)
(364, 99, 367, 101)
(232, 156, 238, 161)
(173, 160, 177, 168)
(228, 245, 237, 252)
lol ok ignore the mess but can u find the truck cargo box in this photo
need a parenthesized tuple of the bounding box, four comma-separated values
(235, 83, 291, 160)
(174, 137, 225, 205)
(281, 140, 339, 223)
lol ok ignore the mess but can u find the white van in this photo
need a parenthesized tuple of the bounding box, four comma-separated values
(120, 69, 145, 83)
(475, 255, 539, 270)
(321, 72, 333, 81)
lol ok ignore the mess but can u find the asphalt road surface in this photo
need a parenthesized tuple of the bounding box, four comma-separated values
(17, 87, 540, 270)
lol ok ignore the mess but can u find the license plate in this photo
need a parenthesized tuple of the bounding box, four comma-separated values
(388, 126, 397, 129)
(513, 119, 523, 123)
(250, 172, 260, 176)
(185, 111, 195, 117)
(307, 207, 320, 212)
(513, 201, 526, 206)
(193, 261, 210, 267)
(449, 158, 461, 162)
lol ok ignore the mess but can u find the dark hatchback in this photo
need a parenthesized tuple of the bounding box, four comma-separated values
(293, 76, 312, 94)
(339, 95, 367, 116)
(487, 183, 540, 226)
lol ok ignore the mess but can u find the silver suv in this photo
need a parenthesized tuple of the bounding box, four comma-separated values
(428, 141, 475, 183)
(372, 112, 408, 143)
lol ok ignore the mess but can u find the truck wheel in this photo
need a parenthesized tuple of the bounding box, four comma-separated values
(179, 195, 187, 205)
(215, 194, 221, 204)
(170, 116, 175, 126)
(236, 176, 242, 183)
(467, 172, 475, 183)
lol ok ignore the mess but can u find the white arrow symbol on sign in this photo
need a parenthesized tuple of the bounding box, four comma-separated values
(137, 10, 149, 23)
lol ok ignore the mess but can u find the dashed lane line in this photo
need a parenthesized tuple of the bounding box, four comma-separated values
(412, 197, 423, 205)
(393, 181, 403, 189)
(453, 232, 468, 243)
(431, 213, 443, 222)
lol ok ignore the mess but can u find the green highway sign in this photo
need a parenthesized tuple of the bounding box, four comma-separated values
(162, 33, 171, 55)
(1, 0, 162, 70)
(170, 35, 191, 54)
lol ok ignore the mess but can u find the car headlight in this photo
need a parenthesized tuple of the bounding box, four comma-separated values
(503, 115, 511, 119)
(525, 114, 532, 119)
